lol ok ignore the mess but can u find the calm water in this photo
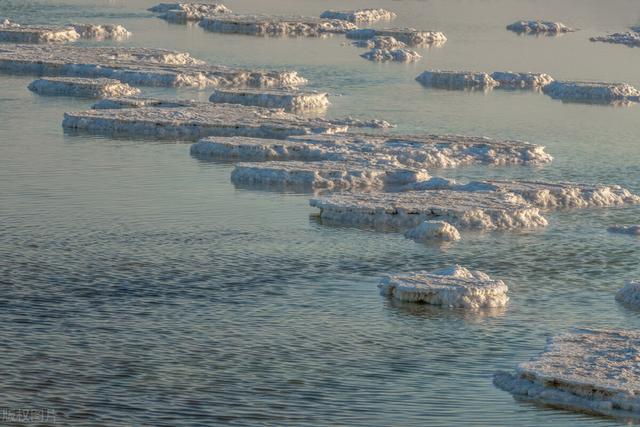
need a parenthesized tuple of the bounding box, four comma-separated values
(1, 0, 640, 425)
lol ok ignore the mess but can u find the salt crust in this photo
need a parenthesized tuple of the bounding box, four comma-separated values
(209, 88, 329, 111)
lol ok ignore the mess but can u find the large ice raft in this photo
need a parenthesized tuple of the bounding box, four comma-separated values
(0, 45, 306, 88)
(198, 14, 356, 37)
(148, 3, 232, 22)
(379, 265, 508, 308)
(542, 80, 640, 104)
(28, 77, 140, 98)
(0, 21, 130, 43)
(506, 20, 576, 34)
(209, 88, 329, 111)
(320, 9, 396, 24)
(494, 328, 640, 419)
(346, 28, 446, 46)
(416, 70, 499, 90)
(490, 71, 554, 89)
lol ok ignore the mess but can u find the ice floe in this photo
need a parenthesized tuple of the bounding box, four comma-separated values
(506, 20, 576, 34)
(379, 265, 508, 308)
(0, 21, 130, 42)
(616, 281, 640, 307)
(28, 77, 140, 98)
(494, 328, 640, 419)
(69, 24, 130, 40)
(416, 70, 499, 90)
(0, 45, 306, 88)
(199, 14, 357, 37)
(542, 80, 640, 104)
(320, 9, 396, 24)
(209, 88, 329, 112)
(190, 136, 334, 161)
(608, 225, 640, 236)
(490, 71, 555, 89)
(346, 28, 446, 46)
(404, 220, 461, 242)
(590, 32, 640, 47)
(148, 3, 232, 22)
(351, 35, 406, 49)
(361, 48, 422, 62)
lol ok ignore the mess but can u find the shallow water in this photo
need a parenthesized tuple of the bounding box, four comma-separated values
(1, 0, 640, 425)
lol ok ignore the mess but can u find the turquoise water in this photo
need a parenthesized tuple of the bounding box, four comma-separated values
(1, 0, 640, 425)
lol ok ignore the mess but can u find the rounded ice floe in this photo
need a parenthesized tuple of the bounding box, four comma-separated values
(209, 88, 329, 112)
(608, 225, 640, 236)
(616, 281, 640, 307)
(351, 35, 406, 49)
(590, 32, 640, 47)
(199, 14, 357, 37)
(506, 20, 575, 34)
(28, 77, 141, 98)
(490, 71, 554, 89)
(416, 70, 499, 90)
(404, 220, 461, 242)
(494, 328, 640, 419)
(320, 9, 396, 24)
(69, 24, 131, 40)
(346, 28, 446, 46)
(379, 265, 508, 308)
(361, 48, 422, 63)
(148, 3, 232, 22)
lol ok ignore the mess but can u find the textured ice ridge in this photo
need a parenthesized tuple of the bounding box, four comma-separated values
(494, 328, 640, 418)
(199, 14, 357, 37)
(616, 281, 640, 307)
(346, 28, 447, 46)
(506, 20, 576, 34)
(608, 225, 640, 236)
(379, 265, 508, 308)
(28, 77, 140, 98)
(0, 21, 130, 43)
(416, 70, 499, 90)
(404, 220, 461, 242)
(148, 3, 232, 22)
(320, 9, 396, 23)
(542, 81, 640, 104)
(590, 32, 640, 47)
(361, 47, 422, 62)
(209, 88, 329, 111)
(0, 45, 306, 88)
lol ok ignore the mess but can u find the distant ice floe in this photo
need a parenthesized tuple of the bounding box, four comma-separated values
(199, 14, 357, 37)
(416, 70, 499, 90)
(0, 20, 130, 43)
(346, 28, 447, 46)
(351, 35, 406, 49)
(0, 45, 306, 88)
(616, 281, 640, 307)
(148, 3, 232, 22)
(320, 9, 396, 24)
(490, 71, 555, 89)
(379, 265, 508, 308)
(28, 77, 140, 98)
(404, 220, 461, 242)
(608, 225, 640, 236)
(361, 47, 422, 63)
(590, 32, 640, 47)
(506, 20, 576, 34)
(494, 328, 640, 419)
(542, 80, 640, 104)
(209, 88, 329, 112)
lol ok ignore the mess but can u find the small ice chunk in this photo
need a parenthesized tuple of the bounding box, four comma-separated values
(69, 24, 130, 40)
(490, 71, 554, 89)
(542, 80, 640, 104)
(346, 28, 446, 46)
(590, 32, 640, 47)
(379, 265, 508, 308)
(320, 9, 396, 24)
(404, 220, 461, 242)
(506, 20, 576, 34)
(148, 3, 232, 22)
(416, 70, 499, 90)
(199, 14, 357, 37)
(608, 225, 640, 236)
(351, 35, 406, 49)
(616, 281, 640, 307)
(494, 328, 640, 418)
(28, 77, 140, 98)
(361, 47, 422, 62)
(209, 88, 329, 112)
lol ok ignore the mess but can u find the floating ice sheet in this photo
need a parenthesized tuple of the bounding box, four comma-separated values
(0, 21, 130, 43)
(68, 24, 130, 40)
(608, 225, 640, 236)
(490, 71, 554, 89)
(506, 20, 575, 34)
(494, 328, 640, 419)
(351, 35, 406, 49)
(404, 220, 461, 242)
(346, 28, 446, 46)
(320, 9, 396, 24)
(542, 80, 640, 104)
(0, 45, 305, 88)
(209, 88, 329, 111)
(590, 32, 640, 47)
(616, 281, 640, 307)
(28, 77, 140, 98)
(199, 14, 356, 37)
(379, 265, 508, 308)
(416, 70, 499, 90)
(190, 136, 340, 161)
(361, 48, 422, 62)
(148, 3, 232, 22)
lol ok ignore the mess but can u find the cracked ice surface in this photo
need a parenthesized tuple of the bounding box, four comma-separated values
(590, 32, 640, 47)
(62, 102, 348, 140)
(416, 70, 499, 90)
(209, 88, 329, 112)
(361, 48, 422, 62)
(0, 45, 306, 88)
(310, 190, 548, 231)
(320, 9, 396, 24)
(199, 15, 357, 37)
(379, 265, 508, 308)
(346, 28, 446, 46)
(494, 328, 640, 419)
(351, 36, 406, 49)
(542, 81, 640, 104)
(28, 77, 140, 98)
(616, 281, 640, 307)
(608, 225, 640, 236)
(148, 3, 232, 22)
(404, 220, 461, 242)
(506, 20, 576, 34)
(490, 71, 555, 89)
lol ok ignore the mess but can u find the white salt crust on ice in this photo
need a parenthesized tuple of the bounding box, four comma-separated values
(199, 15, 357, 37)
(608, 225, 640, 236)
(209, 88, 329, 111)
(148, 3, 232, 22)
(404, 220, 461, 242)
(28, 77, 140, 98)
(361, 48, 422, 62)
(542, 81, 640, 103)
(320, 9, 396, 24)
(0, 45, 306, 88)
(62, 102, 348, 140)
(346, 28, 447, 46)
(494, 328, 640, 419)
(616, 281, 640, 307)
(351, 35, 406, 49)
(310, 190, 548, 231)
(506, 20, 576, 34)
(590, 32, 640, 47)
(230, 160, 429, 190)
(379, 265, 508, 308)
(490, 71, 555, 89)
(416, 70, 499, 90)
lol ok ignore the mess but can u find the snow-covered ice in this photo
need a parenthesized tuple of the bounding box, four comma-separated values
(0, 45, 306, 88)
(542, 80, 640, 104)
(416, 70, 499, 90)
(494, 328, 640, 419)
(506, 20, 576, 34)
(209, 88, 329, 112)
(616, 281, 640, 307)
(199, 14, 357, 37)
(320, 9, 396, 24)
(379, 265, 508, 308)
(590, 32, 640, 47)
(346, 28, 447, 46)
(608, 225, 640, 236)
(148, 3, 232, 22)
(490, 71, 555, 89)
(404, 220, 461, 242)
(361, 48, 422, 62)
(28, 77, 140, 98)
(351, 35, 406, 49)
